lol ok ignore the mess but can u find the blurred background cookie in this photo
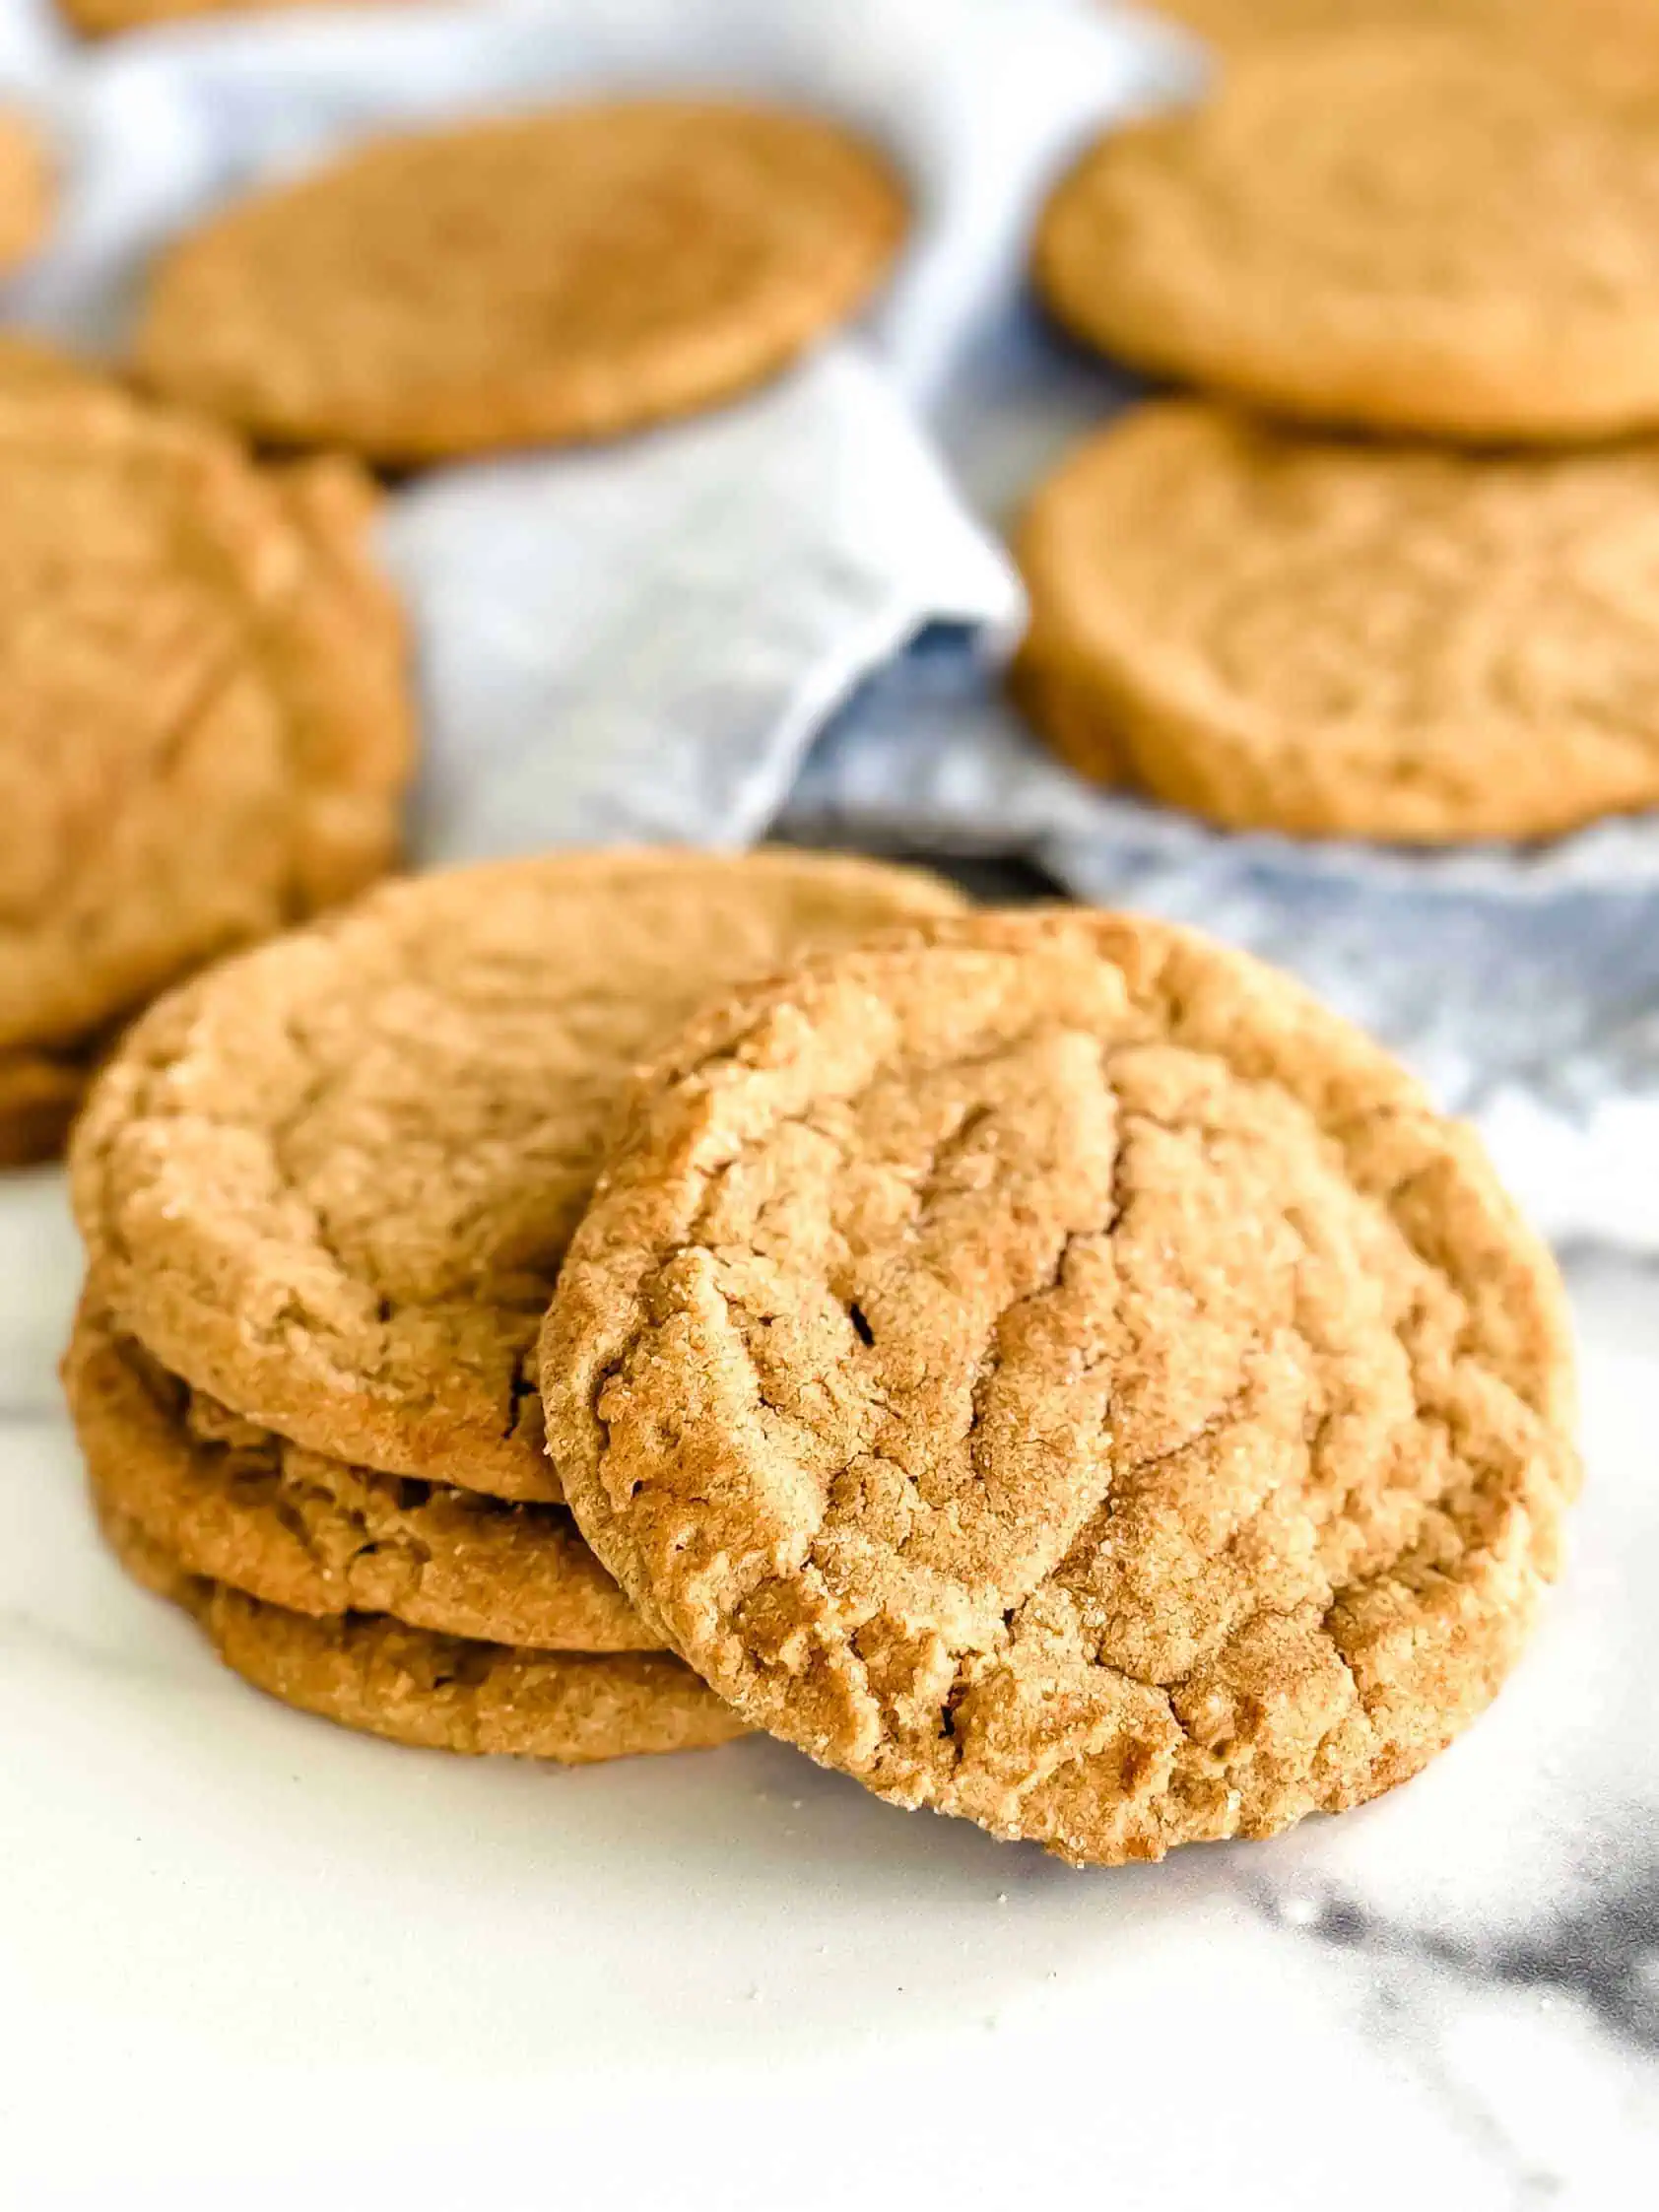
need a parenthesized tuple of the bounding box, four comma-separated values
(0, 343, 412, 1167)
(1036, 32, 1659, 442)
(1014, 401, 1659, 843)
(137, 101, 907, 462)
(0, 109, 51, 275)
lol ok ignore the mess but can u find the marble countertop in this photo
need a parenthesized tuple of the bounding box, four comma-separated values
(2, 1167, 1655, 2211)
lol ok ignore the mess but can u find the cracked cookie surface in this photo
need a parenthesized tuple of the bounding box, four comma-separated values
(0, 346, 411, 1106)
(97, 1492, 744, 1763)
(1015, 400, 1659, 843)
(71, 849, 963, 1499)
(66, 1299, 656, 1651)
(138, 101, 906, 462)
(541, 910, 1578, 1864)
(1035, 33, 1659, 442)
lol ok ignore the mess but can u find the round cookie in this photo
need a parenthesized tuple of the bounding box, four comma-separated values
(70, 849, 965, 1502)
(0, 111, 51, 275)
(65, 1300, 657, 1652)
(1014, 400, 1659, 844)
(96, 1495, 744, 1763)
(541, 910, 1578, 1865)
(1035, 33, 1659, 443)
(136, 101, 906, 462)
(0, 353, 412, 1142)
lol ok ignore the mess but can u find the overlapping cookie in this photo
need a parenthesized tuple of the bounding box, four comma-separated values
(543, 911, 1579, 1862)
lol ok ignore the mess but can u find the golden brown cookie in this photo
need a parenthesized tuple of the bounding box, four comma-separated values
(137, 101, 906, 462)
(1154, 0, 1659, 87)
(1036, 33, 1659, 442)
(59, 0, 406, 34)
(70, 849, 965, 1502)
(541, 910, 1578, 1865)
(65, 1299, 657, 1651)
(0, 111, 51, 274)
(0, 353, 412, 1158)
(96, 1492, 745, 1763)
(1014, 400, 1659, 843)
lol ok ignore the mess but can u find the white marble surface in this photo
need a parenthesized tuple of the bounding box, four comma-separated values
(1, 1167, 1655, 2211)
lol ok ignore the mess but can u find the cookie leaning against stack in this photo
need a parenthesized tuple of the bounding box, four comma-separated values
(67, 847, 965, 1759)
(542, 910, 1580, 1863)
(0, 340, 412, 1167)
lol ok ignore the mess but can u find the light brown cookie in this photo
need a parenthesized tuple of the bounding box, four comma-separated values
(541, 910, 1578, 1865)
(0, 111, 50, 274)
(1014, 400, 1659, 843)
(70, 849, 965, 1502)
(59, 0, 406, 35)
(1154, 0, 1659, 87)
(65, 1299, 657, 1652)
(0, 355, 412, 1152)
(96, 1493, 745, 1763)
(136, 101, 906, 462)
(1036, 33, 1659, 442)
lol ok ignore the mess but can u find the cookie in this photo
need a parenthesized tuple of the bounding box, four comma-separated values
(1014, 399, 1659, 843)
(65, 1299, 657, 1651)
(541, 910, 1578, 1865)
(59, 0, 386, 34)
(1035, 33, 1659, 442)
(0, 111, 50, 274)
(96, 1493, 744, 1763)
(70, 849, 965, 1502)
(136, 101, 906, 462)
(0, 353, 412, 1153)
(1156, 0, 1657, 86)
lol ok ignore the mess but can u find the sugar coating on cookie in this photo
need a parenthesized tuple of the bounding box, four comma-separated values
(96, 1493, 744, 1762)
(542, 911, 1578, 1865)
(0, 348, 411, 1116)
(65, 1302, 657, 1652)
(137, 101, 906, 461)
(1015, 400, 1659, 844)
(1035, 33, 1659, 442)
(70, 850, 964, 1501)
(0, 110, 51, 274)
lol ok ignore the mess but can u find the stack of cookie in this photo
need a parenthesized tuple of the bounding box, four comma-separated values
(66, 854, 1582, 1864)
(63, 849, 963, 1767)
(1018, 25, 1659, 844)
